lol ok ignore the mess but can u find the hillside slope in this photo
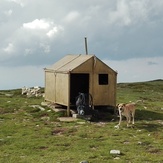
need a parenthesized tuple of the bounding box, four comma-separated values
(0, 80, 163, 162)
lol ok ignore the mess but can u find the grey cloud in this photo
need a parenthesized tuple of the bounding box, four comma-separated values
(148, 61, 158, 65)
(1, 0, 163, 68)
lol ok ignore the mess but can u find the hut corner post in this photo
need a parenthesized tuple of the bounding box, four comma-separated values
(67, 72, 71, 116)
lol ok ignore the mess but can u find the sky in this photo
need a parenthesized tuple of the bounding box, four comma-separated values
(0, 0, 163, 90)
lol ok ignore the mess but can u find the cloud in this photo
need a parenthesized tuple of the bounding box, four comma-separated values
(108, 0, 132, 26)
(23, 19, 50, 30)
(3, 43, 15, 53)
(22, 19, 64, 38)
(1, 1, 163, 64)
(0, 17, 64, 67)
(24, 48, 33, 56)
(4, 9, 13, 16)
(39, 43, 50, 53)
(147, 61, 158, 65)
(7, 0, 26, 7)
(64, 11, 80, 22)
(107, 0, 162, 27)
(46, 26, 64, 38)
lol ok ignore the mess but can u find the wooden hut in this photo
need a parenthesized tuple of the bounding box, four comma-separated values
(44, 54, 117, 115)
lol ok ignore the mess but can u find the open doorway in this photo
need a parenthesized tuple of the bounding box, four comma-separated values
(70, 73, 89, 105)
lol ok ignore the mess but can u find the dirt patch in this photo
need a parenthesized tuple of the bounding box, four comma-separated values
(148, 148, 161, 154)
(51, 128, 68, 135)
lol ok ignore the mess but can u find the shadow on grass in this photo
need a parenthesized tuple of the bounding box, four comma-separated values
(135, 109, 163, 132)
(135, 123, 163, 132)
(136, 109, 163, 121)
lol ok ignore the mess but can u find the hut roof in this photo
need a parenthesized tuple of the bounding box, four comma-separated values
(45, 54, 94, 72)
(45, 54, 117, 74)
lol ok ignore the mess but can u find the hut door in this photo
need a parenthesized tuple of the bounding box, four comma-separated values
(70, 73, 89, 105)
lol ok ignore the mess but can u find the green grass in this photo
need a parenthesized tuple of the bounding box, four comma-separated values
(0, 81, 163, 163)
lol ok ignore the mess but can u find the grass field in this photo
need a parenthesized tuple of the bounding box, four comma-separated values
(0, 80, 163, 163)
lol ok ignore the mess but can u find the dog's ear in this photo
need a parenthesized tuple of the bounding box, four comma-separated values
(116, 104, 119, 107)
(123, 103, 126, 106)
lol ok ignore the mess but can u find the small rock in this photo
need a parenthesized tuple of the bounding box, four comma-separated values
(5, 94, 13, 97)
(41, 116, 50, 121)
(73, 114, 81, 118)
(114, 125, 119, 129)
(110, 150, 121, 155)
(80, 161, 89, 163)
(41, 102, 49, 106)
(114, 157, 120, 160)
(77, 121, 86, 124)
(123, 141, 130, 144)
(37, 106, 45, 111)
(30, 105, 45, 111)
(138, 141, 142, 145)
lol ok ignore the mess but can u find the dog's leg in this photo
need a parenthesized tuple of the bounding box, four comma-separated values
(118, 109, 122, 126)
(114, 110, 121, 129)
(126, 116, 129, 127)
(128, 114, 131, 124)
(132, 110, 135, 125)
(132, 113, 135, 125)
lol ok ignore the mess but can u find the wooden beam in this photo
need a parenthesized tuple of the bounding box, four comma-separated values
(67, 72, 71, 116)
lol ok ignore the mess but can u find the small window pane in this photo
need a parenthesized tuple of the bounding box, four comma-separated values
(99, 74, 108, 85)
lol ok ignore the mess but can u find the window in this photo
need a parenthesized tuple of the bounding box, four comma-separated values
(98, 74, 108, 85)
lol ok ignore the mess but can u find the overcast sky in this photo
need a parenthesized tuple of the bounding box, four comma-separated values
(0, 0, 163, 90)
